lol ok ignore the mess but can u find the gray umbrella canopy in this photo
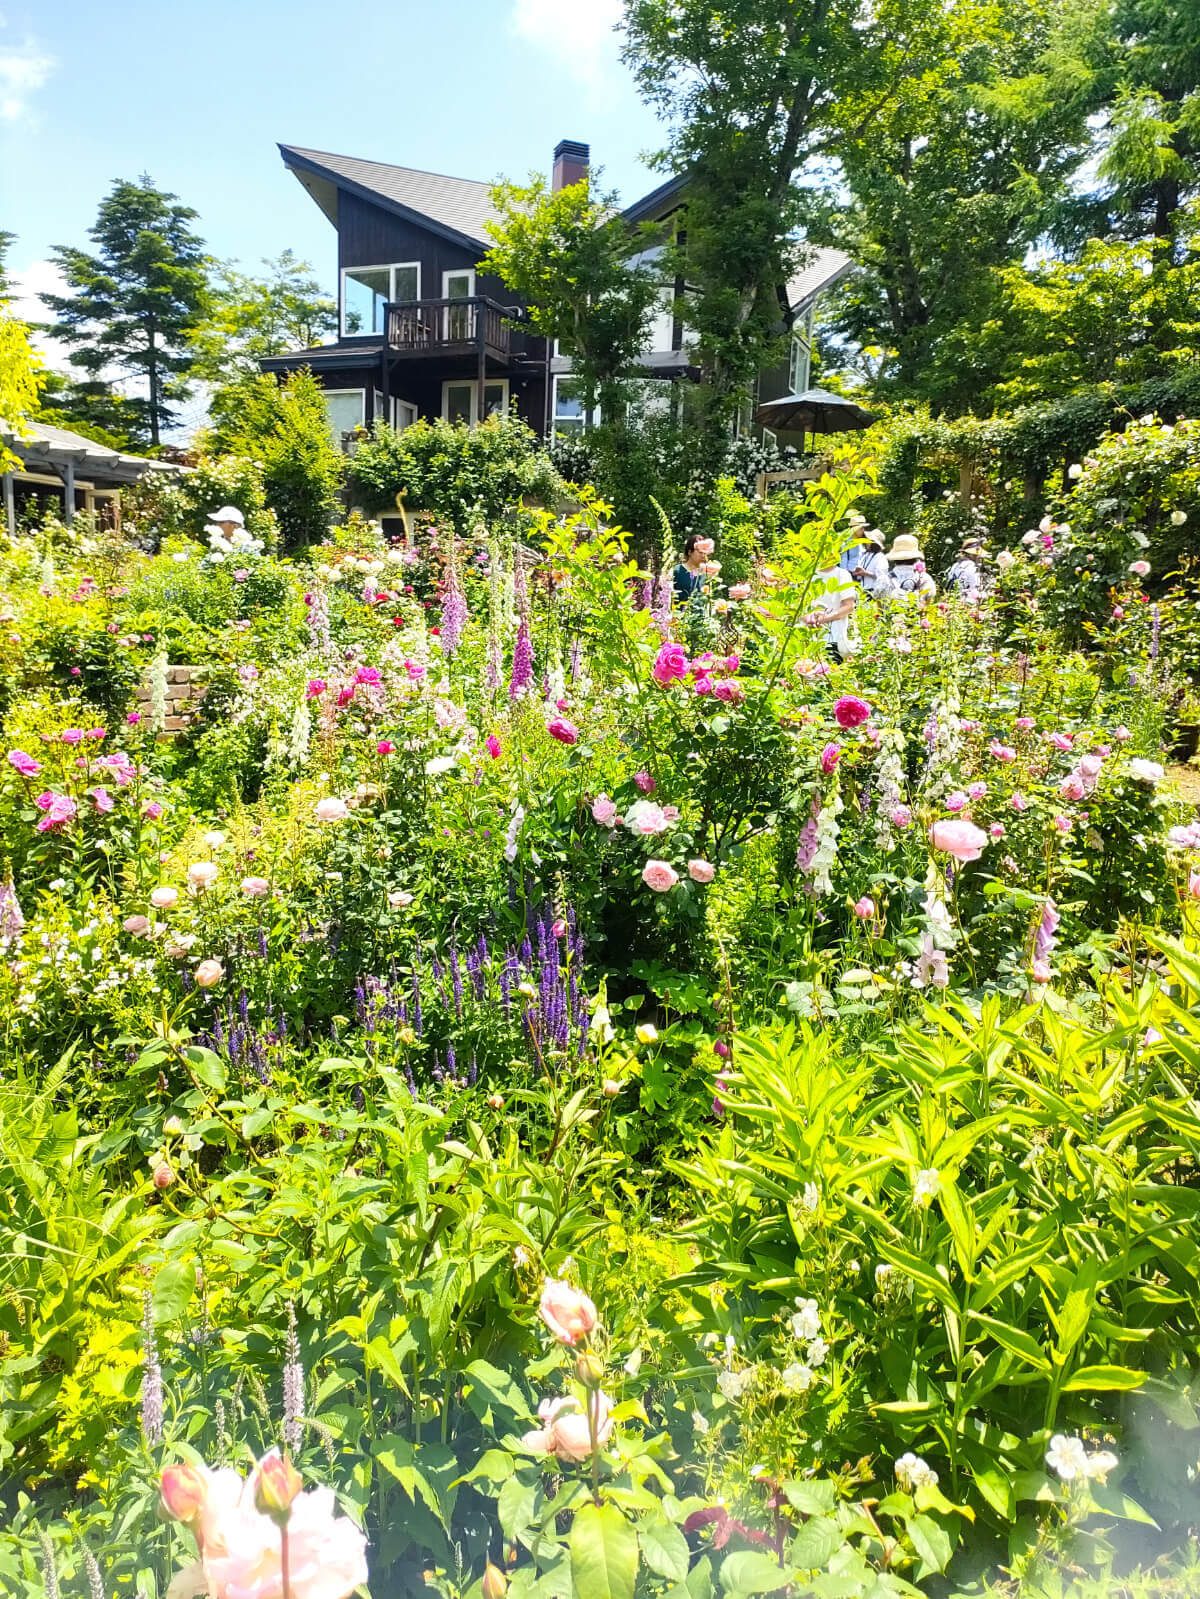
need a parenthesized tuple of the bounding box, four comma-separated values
(753, 388, 877, 445)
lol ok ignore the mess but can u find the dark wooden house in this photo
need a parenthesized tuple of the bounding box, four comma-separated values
(261, 140, 852, 446)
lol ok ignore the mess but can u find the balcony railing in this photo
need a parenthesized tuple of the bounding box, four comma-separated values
(385, 296, 513, 358)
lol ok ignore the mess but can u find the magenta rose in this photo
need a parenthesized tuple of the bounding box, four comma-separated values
(833, 695, 871, 729)
(547, 716, 579, 745)
(652, 642, 689, 686)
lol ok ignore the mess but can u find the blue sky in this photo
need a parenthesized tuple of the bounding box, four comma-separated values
(3, 0, 664, 337)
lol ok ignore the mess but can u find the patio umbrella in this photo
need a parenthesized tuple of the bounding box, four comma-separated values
(753, 388, 877, 452)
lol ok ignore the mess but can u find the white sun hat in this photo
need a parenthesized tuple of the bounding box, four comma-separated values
(208, 505, 245, 525)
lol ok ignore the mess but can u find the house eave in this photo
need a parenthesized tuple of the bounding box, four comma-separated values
(279, 145, 492, 255)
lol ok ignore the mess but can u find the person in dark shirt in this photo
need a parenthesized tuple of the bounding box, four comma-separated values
(674, 533, 709, 601)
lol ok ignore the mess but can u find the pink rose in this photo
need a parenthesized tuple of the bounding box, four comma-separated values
(306, 679, 327, 698)
(485, 735, 501, 760)
(1010, 792, 1030, 813)
(1129, 560, 1150, 576)
(1015, 717, 1035, 731)
(1047, 732, 1073, 751)
(194, 958, 224, 989)
(1189, 871, 1200, 901)
(124, 915, 151, 936)
(539, 1278, 598, 1345)
(652, 642, 690, 686)
(642, 859, 679, 892)
(143, 800, 164, 820)
(7, 749, 42, 777)
(820, 742, 842, 773)
(1079, 753, 1103, 777)
(945, 791, 968, 812)
(355, 667, 382, 685)
(153, 1162, 174, 1189)
(853, 896, 875, 920)
(989, 823, 1006, 839)
(315, 796, 349, 821)
(688, 859, 715, 883)
(240, 877, 271, 898)
(833, 695, 871, 729)
(634, 771, 656, 794)
(695, 537, 715, 556)
(694, 675, 714, 696)
(1113, 725, 1131, 742)
(989, 741, 1016, 762)
(729, 583, 751, 600)
(522, 1392, 614, 1463)
(712, 678, 744, 704)
(930, 819, 988, 862)
(724, 655, 740, 673)
(86, 727, 106, 741)
(151, 886, 178, 909)
(377, 740, 395, 755)
(89, 787, 115, 813)
(1059, 775, 1086, 802)
(547, 716, 579, 745)
(60, 728, 84, 745)
(967, 781, 987, 800)
(890, 804, 913, 828)
(592, 794, 617, 826)
(1053, 813, 1072, 833)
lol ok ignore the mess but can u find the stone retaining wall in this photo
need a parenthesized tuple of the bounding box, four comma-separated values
(135, 665, 208, 735)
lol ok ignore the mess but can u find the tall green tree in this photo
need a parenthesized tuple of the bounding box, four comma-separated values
(41, 175, 209, 448)
(190, 250, 336, 380)
(816, 0, 1104, 412)
(206, 369, 343, 550)
(483, 174, 661, 421)
(620, 0, 963, 430)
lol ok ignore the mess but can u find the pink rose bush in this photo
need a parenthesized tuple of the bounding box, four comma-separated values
(931, 819, 988, 862)
(161, 1453, 369, 1599)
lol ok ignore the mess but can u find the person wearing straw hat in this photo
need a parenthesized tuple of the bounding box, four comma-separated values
(946, 538, 987, 601)
(839, 509, 870, 579)
(849, 528, 889, 597)
(886, 532, 936, 600)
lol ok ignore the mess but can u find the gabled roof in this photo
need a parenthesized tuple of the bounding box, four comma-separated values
(280, 145, 503, 252)
(787, 247, 854, 314)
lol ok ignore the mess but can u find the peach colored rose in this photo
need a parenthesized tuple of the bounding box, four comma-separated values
(124, 914, 151, 936)
(160, 1463, 207, 1524)
(187, 861, 219, 889)
(521, 1392, 614, 1463)
(539, 1278, 598, 1345)
(195, 958, 224, 989)
(729, 583, 751, 600)
(687, 859, 715, 883)
(642, 859, 679, 892)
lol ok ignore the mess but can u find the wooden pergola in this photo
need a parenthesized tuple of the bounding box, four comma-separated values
(1, 420, 183, 536)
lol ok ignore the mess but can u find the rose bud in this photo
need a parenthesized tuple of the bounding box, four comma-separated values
(254, 1449, 303, 1525)
(159, 1463, 207, 1524)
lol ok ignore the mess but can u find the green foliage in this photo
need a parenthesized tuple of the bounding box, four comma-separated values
(206, 369, 344, 550)
(483, 176, 662, 416)
(348, 412, 561, 531)
(189, 250, 336, 381)
(123, 451, 277, 548)
(40, 175, 209, 448)
(0, 307, 43, 474)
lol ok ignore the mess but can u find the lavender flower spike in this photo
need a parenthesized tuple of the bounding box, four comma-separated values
(141, 1291, 164, 1445)
(283, 1300, 304, 1452)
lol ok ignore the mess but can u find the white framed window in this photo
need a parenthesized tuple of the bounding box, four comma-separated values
(551, 376, 599, 439)
(341, 263, 421, 337)
(442, 379, 509, 426)
(324, 388, 366, 447)
(644, 285, 677, 354)
(442, 269, 476, 341)
(391, 397, 418, 431)
(789, 333, 811, 395)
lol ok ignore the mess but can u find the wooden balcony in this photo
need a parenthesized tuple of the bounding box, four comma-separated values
(385, 296, 513, 361)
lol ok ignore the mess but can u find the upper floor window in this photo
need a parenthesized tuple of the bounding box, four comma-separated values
(789, 330, 811, 395)
(342, 263, 421, 337)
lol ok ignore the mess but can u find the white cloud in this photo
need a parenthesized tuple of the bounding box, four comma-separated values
(10, 260, 74, 373)
(0, 23, 54, 123)
(509, 0, 625, 91)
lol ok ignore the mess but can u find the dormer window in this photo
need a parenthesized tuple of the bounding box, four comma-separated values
(341, 263, 421, 337)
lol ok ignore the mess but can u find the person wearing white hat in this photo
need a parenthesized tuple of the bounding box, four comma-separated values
(208, 506, 245, 538)
(885, 532, 936, 600)
(848, 528, 889, 597)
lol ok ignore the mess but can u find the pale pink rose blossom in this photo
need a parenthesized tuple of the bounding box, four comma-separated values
(688, 859, 715, 883)
(187, 862, 219, 890)
(539, 1279, 598, 1345)
(945, 791, 968, 812)
(124, 915, 151, 936)
(1010, 792, 1030, 813)
(591, 795, 617, 826)
(151, 886, 179, 910)
(853, 896, 875, 920)
(930, 819, 988, 862)
(694, 537, 715, 556)
(194, 959, 225, 989)
(729, 583, 751, 600)
(989, 823, 1006, 839)
(315, 796, 349, 821)
(240, 877, 271, 898)
(642, 859, 679, 892)
(522, 1393, 614, 1463)
(1113, 725, 1131, 742)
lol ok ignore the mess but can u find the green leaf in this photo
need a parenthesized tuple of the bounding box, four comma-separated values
(639, 1516, 689, 1583)
(718, 1551, 794, 1595)
(781, 1480, 836, 1516)
(452, 1448, 515, 1488)
(971, 1466, 1015, 1522)
(1062, 1364, 1146, 1392)
(789, 1514, 843, 1570)
(152, 1259, 195, 1323)
(373, 1434, 451, 1533)
(969, 1312, 1051, 1374)
(185, 1046, 226, 1092)
(907, 1513, 953, 1576)
(569, 1501, 638, 1599)
(462, 1359, 533, 1426)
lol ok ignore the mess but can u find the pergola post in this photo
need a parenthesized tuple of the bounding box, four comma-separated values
(61, 458, 75, 525)
(3, 472, 14, 538)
